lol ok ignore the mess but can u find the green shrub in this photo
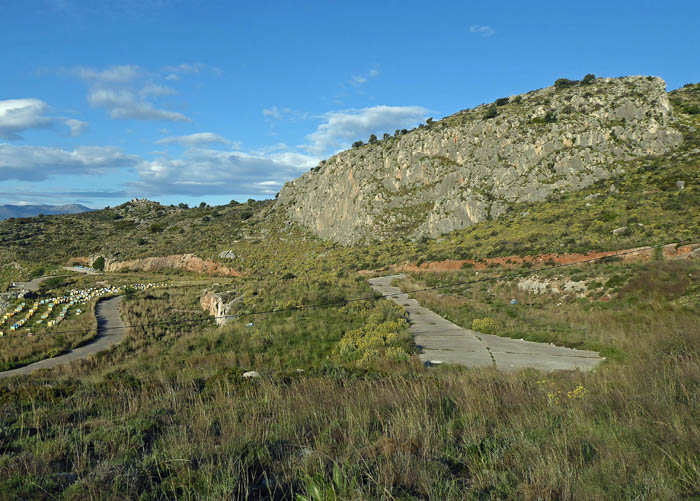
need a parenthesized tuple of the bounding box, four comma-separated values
(555, 78, 579, 90)
(471, 317, 497, 333)
(92, 256, 105, 271)
(495, 97, 509, 106)
(605, 274, 626, 289)
(483, 105, 498, 120)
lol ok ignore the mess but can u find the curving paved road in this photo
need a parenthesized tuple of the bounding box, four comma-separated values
(369, 275, 602, 372)
(0, 296, 126, 378)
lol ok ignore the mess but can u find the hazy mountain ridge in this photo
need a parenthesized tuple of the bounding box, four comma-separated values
(0, 204, 92, 220)
(276, 75, 683, 244)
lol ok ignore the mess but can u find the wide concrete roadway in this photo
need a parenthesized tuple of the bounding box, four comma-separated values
(368, 275, 602, 372)
(0, 296, 126, 378)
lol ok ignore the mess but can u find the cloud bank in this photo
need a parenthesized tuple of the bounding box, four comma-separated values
(0, 143, 140, 181)
(0, 99, 54, 140)
(0, 98, 89, 139)
(304, 105, 428, 153)
(75, 65, 190, 122)
(134, 148, 318, 196)
(156, 132, 231, 146)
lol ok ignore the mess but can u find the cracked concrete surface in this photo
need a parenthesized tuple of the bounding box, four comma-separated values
(369, 275, 602, 372)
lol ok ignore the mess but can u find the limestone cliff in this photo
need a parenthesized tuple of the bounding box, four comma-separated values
(275, 76, 682, 244)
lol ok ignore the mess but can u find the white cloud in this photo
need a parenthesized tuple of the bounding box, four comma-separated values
(73, 65, 190, 122)
(0, 143, 140, 181)
(349, 68, 380, 86)
(163, 63, 204, 74)
(0, 99, 54, 140)
(156, 132, 231, 146)
(65, 118, 88, 137)
(469, 25, 495, 37)
(74, 65, 141, 83)
(263, 106, 282, 119)
(133, 147, 319, 196)
(87, 88, 190, 122)
(140, 83, 177, 97)
(164, 73, 180, 81)
(303, 105, 427, 154)
(262, 106, 309, 123)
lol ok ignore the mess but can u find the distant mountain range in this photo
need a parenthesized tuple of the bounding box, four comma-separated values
(0, 204, 93, 220)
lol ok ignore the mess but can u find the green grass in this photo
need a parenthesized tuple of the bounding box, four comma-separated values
(0, 256, 698, 499)
(0, 295, 698, 499)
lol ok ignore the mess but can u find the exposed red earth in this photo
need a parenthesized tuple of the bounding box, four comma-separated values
(391, 242, 700, 273)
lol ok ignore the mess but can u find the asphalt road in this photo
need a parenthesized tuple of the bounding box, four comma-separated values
(0, 296, 126, 378)
(369, 275, 603, 372)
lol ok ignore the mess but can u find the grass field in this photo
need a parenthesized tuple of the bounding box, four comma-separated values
(0, 254, 698, 499)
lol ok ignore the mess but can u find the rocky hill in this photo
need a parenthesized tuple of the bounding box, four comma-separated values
(275, 75, 683, 244)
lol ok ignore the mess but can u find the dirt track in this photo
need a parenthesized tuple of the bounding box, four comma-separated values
(0, 296, 126, 379)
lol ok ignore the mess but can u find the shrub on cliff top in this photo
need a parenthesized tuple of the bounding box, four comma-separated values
(483, 105, 498, 119)
(555, 78, 579, 90)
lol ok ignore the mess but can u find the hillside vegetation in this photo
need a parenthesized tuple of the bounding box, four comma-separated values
(0, 79, 698, 500)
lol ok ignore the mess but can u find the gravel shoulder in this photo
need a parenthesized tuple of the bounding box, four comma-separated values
(0, 296, 126, 379)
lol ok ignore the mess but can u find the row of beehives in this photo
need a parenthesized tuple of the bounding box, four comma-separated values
(0, 283, 165, 336)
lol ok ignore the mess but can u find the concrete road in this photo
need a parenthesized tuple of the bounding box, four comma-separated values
(369, 275, 602, 372)
(63, 266, 98, 275)
(12, 276, 52, 292)
(0, 296, 126, 378)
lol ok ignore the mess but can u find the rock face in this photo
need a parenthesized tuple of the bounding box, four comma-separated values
(97, 254, 242, 276)
(200, 289, 243, 325)
(276, 76, 681, 244)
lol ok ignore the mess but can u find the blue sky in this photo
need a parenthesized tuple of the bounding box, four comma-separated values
(1, 0, 699, 208)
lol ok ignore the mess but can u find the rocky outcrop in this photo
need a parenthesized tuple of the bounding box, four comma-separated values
(71, 254, 243, 276)
(200, 289, 243, 325)
(276, 76, 682, 244)
(218, 250, 236, 260)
